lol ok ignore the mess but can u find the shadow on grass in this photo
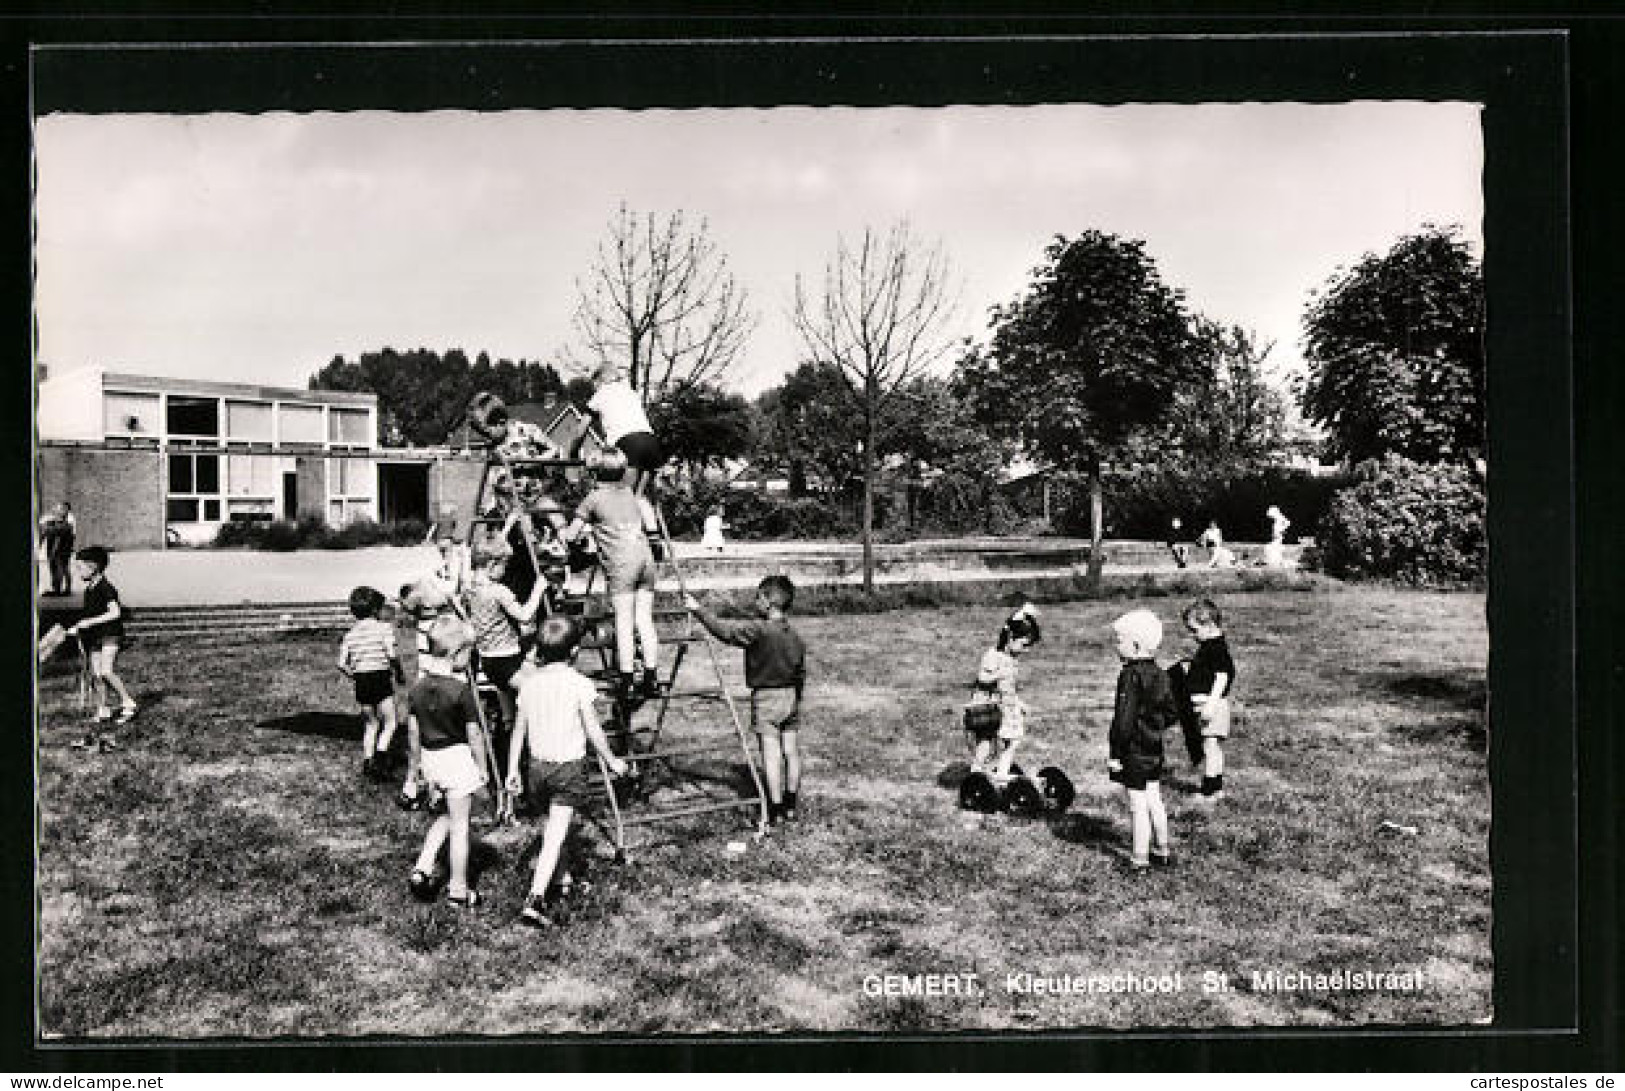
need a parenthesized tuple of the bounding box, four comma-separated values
(1049, 810, 1122, 856)
(1385, 672, 1486, 708)
(935, 760, 973, 790)
(257, 710, 360, 741)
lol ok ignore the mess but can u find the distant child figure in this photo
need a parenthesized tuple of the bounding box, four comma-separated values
(684, 575, 808, 825)
(700, 506, 729, 553)
(1106, 609, 1179, 873)
(506, 616, 629, 928)
(964, 601, 1043, 776)
(1261, 504, 1291, 567)
(1199, 520, 1236, 569)
(64, 545, 136, 749)
(1165, 517, 1189, 569)
(1168, 598, 1237, 801)
(338, 585, 404, 780)
(466, 542, 545, 734)
(564, 448, 664, 700)
(40, 502, 77, 595)
(580, 361, 664, 496)
(404, 616, 488, 908)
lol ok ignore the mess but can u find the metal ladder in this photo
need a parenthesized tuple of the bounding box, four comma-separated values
(465, 442, 770, 858)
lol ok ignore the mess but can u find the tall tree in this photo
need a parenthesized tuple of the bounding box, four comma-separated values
(791, 222, 959, 592)
(647, 383, 754, 476)
(1147, 320, 1290, 469)
(1299, 226, 1484, 464)
(959, 231, 1202, 586)
(754, 360, 866, 499)
(569, 203, 758, 401)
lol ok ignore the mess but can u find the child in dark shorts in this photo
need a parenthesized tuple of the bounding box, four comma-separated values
(684, 575, 808, 825)
(404, 616, 488, 908)
(466, 543, 544, 737)
(1106, 609, 1179, 873)
(506, 615, 629, 928)
(1167, 598, 1238, 801)
(64, 545, 136, 750)
(338, 586, 404, 780)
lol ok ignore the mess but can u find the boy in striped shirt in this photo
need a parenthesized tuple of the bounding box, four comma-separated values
(338, 585, 405, 781)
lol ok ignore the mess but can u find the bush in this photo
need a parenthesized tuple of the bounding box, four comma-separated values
(210, 516, 431, 551)
(1311, 456, 1486, 586)
(661, 480, 852, 541)
(1049, 464, 1354, 542)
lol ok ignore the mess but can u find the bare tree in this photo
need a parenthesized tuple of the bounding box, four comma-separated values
(570, 203, 757, 401)
(791, 221, 959, 592)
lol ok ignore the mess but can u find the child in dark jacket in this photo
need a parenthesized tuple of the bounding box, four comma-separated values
(1107, 609, 1180, 873)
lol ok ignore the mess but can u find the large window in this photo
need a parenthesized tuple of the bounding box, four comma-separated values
(278, 404, 325, 445)
(103, 392, 161, 437)
(327, 456, 375, 525)
(166, 395, 219, 441)
(328, 407, 372, 446)
(226, 400, 273, 444)
(168, 453, 222, 523)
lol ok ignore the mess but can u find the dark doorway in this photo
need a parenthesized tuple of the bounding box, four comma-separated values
(378, 463, 430, 524)
(282, 471, 297, 521)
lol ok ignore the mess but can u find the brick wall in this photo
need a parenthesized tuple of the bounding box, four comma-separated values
(37, 447, 166, 549)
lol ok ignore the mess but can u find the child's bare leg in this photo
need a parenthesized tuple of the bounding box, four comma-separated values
(1147, 781, 1170, 857)
(969, 735, 993, 771)
(414, 814, 451, 875)
(444, 792, 474, 896)
(1203, 737, 1224, 778)
(757, 732, 784, 805)
(610, 591, 637, 675)
(528, 803, 575, 896)
(995, 738, 1020, 778)
(100, 645, 135, 709)
(360, 706, 380, 759)
(633, 587, 660, 675)
(375, 696, 398, 754)
(781, 729, 802, 795)
(1127, 786, 1152, 866)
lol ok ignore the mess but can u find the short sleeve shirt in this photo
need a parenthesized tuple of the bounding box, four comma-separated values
(588, 382, 654, 445)
(577, 486, 655, 569)
(1186, 636, 1237, 697)
(973, 648, 1018, 702)
(339, 618, 397, 673)
(515, 663, 600, 762)
(467, 581, 523, 657)
(409, 673, 480, 751)
(80, 577, 124, 640)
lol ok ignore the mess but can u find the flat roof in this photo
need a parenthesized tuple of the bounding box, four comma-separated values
(100, 371, 376, 407)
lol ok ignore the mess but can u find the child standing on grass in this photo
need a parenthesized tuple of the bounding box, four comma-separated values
(404, 616, 488, 909)
(563, 448, 664, 701)
(338, 586, 404, 781)
(1106, 609, 1179, 874)
(964, 602, 1042, 776)
(64, 545, 136, 750)
(684, 575, 807, 826)
(1168, 598, 1237, 801)
(506, 616, 629, 929)
(467, 542, 544, 735)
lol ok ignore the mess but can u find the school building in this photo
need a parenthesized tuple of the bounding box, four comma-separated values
(33, 368, 519, 550)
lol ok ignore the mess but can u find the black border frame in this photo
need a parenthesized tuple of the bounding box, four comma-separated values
(6, 16, 1612, 1073)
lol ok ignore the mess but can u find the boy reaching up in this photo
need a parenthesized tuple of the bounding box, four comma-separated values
(684, 575, 807, 825)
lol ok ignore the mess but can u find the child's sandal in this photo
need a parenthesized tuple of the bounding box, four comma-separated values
(408, 869, 439, 902)
(445, 888, 481, 909)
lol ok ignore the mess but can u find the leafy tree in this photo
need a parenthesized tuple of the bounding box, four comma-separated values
(959, 231, 1203, 585)
(752, 360, 865, 499)
(791, 222, 959, 591)
(1145, 320, 1290, 469)
(569, 203, 757, 400)
(647, 383, 754, 474)
(1299, 226, 1484, 464)
(309, 348, 565, 446)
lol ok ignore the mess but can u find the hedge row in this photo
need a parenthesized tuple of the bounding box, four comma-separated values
(213, 516, 430, 551)
(1047, 465, 1355, 543)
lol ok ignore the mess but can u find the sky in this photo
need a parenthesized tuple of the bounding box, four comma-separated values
(33, 102, 1483, 398)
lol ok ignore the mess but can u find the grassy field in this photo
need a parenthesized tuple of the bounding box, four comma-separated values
(36, 586, 1490, 1036)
